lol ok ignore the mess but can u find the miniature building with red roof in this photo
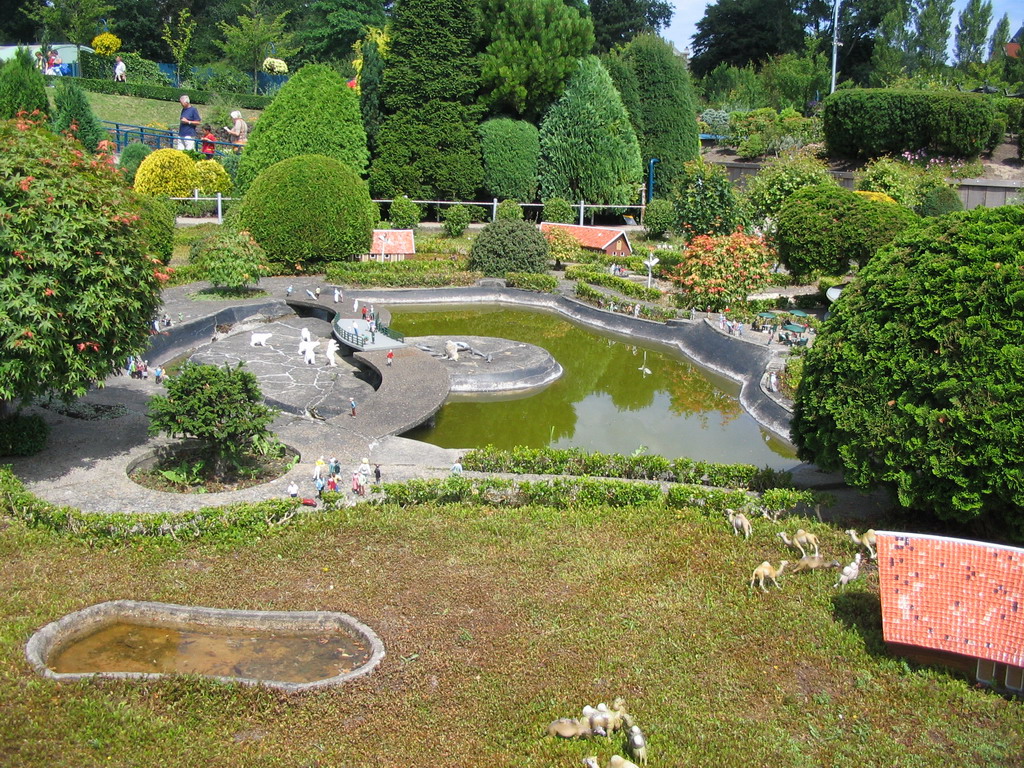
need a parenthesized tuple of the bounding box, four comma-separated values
(876, 531, 1024, 692)
(362, 229, 415, 263)
(540, 222, 632, 258)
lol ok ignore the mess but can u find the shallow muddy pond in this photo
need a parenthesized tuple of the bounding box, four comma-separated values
(50, 622, 372, 684)
(391, 306, 796, 467)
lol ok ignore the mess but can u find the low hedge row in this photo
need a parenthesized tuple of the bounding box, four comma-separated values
(565, 265, 662, 302)
(0, 466, 307, 542)
(505, 272, 559, 292)
(462, 445, 793, 491)
(69, 77, 273, 110)
(325, 259, 482, 287)
(574, 282, 677, 320)
(574, 251, 647, 272)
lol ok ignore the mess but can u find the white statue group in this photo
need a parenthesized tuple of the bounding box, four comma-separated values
(250, 327, 339, 367)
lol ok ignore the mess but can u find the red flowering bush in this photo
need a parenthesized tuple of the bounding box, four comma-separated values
(670, 230, 775, 310)
(0, 115, 162, 404)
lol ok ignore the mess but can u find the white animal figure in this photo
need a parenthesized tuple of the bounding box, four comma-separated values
(582, 758, 601, 768)
(333, 287, 340, 303)
(835, 553, 863, 588)
(626, 725, 648, 765)
(250, 332, 272, 347)
(305, 288, 316, 299)
(750, 560, 788, 592)
(299, 339, 320, 365)
(445, 340, 460, 361)
(778, 529, 820, 558)
(298, 327, 311, 353)
(610, 757, 641, 768)
(727, 508, 752, 539)
(325, 339, 339, 367)
(286, 284, 293, 296)
(847, 528, 877, 559)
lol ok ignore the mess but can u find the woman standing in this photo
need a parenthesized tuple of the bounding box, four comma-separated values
(226, 110, 248, 150)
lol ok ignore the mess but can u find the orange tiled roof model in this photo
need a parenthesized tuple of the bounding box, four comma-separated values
(877, 532, 1024, 667)
(370, 229, 415, 255)
(539, 222, 632, 253)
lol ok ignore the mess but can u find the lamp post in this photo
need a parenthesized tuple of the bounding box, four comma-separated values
(830, 0, 842, 93)
(643, 253, 660, 290)
(647, 157, 659, 201)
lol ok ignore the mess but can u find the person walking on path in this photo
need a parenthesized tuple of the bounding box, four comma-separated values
(313, 455, 326, 480)
(374, 464, 382, 484)
(225, 110, 248, 149)
(287, 481, 298, 498)
(177, 95, 201, 151)
(113, 56, 126, 82)
(386, 349, 394, 367)
(349, 397, 357, 417)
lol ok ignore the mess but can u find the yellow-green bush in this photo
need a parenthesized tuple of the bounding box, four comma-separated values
(194, 159, 232, 195)
(134, 149, 199, 197)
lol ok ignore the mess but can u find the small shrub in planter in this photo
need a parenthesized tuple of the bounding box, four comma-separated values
(134, 148, 199, 197)
(389, 195, 421, 229)
(469, 219, 550, 276)
(496, 198, 524, 220)
(134, 194, 176, 264)
(442, 204, 471, 237)
(643, 198, 674, 238)
(118, 141, 152, 185)
(543, 197, 576, 223)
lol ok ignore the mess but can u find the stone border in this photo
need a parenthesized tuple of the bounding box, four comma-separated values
(25, 600, 385, 694)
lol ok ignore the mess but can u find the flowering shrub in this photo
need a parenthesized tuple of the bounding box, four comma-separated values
(670, 231, 774, 310)
(262, 57, 288, 75)
(134, 148, 199, 197)
(91, 32, 121, 55)
(193, 159, 232, 195)
(854, 190, 897, 205)
(0, 115, 161, 403)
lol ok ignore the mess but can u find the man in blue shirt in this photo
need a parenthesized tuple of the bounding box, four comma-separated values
(177, 94, 201, 151)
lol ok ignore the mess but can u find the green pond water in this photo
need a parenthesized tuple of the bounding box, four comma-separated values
(390, 306, 797, 468)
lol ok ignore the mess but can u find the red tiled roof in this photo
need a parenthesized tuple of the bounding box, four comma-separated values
(877, 532, 1024, 666)
(370, 229, 415, 255)
(540, 222, 631, 252)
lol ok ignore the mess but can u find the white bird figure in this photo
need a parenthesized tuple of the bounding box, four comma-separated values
(305, 288, 316, 299)
(286, 284, 293, 296)
(353, 298, 359, 312)
(333, 287, 340, 303)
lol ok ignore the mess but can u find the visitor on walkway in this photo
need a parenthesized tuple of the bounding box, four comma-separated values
(113, 56, 126, 82)
(386, 349, 394, 367)
(287, 481, 298, 498)
(177, 95, 201, 151)
(200, 125, 216, 159)
(225, 111, 248, 149)
(451, 457, 463, 475)
(349, 397, 357, 417)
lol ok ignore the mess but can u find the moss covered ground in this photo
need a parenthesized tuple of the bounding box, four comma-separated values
(2, 498, 1021, 767)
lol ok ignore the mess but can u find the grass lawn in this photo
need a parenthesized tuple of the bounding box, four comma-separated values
(46, 90, 263, 132)
(1, 498, 1021, 766)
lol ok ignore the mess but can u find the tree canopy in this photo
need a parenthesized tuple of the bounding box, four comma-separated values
(792, 206, 1024, 536)
(690, 0, 805, 77)
(590, 0, 673, 52)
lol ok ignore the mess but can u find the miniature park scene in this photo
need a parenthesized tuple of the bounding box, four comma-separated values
(3, 0, 1024, 765)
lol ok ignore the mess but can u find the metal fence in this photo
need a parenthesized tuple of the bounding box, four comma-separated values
(375, 198, 647, 226)
(104, 120, 239, 155)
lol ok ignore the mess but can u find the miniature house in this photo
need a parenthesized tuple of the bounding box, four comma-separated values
(540, 222, 632, 258)
(362, 229, 415, 263)
(876, 531, 1024, 693)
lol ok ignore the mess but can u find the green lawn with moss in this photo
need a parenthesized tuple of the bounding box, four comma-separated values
(1, 490, 1021, 767)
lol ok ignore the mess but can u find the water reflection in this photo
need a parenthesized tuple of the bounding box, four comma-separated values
(392, 306, 796, 467)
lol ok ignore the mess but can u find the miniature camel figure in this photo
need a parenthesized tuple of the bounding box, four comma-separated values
(778, 529, 820, 558)
(750, 560, 788, 592)
(834, 553, 863, 588)
(610, 757, 642, 768)
(846, 529, 877, 559)
(250, 332, 272, 347)
(626, 724, 648, 764)
(547, 718, 605, 739)
(791, 554, 841, 573)
(727, 508, 752, 539)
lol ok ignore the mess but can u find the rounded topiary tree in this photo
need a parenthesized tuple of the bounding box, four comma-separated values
(388, 195, 421, 229)
(775, 184, 920, 278)
(671, 160, 746, 240)
(793, 206, 1024, 534)
(134, 194, 176, 265)
(743, 150, 838, 223)
(236, 64, 369, 193)
(496, 198, 524, 220)
(542, 197, 575, 223)
(240, 154, 372, 265)
(643, 198, 674, 238)
(469, 219, 550, 276)
(479, 118, 540, 202)
(442, 204, 470, 237)
(134, 148, 199, 197)
(118, 141, 152, 185)
(190, 230, 266, 291)
(916, 185, 964, 217)
(194, 159, 232, 195)
(0, 116, 162, 407)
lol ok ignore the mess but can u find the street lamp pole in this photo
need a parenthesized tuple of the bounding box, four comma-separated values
(830, 0, 843, 93)
(647, 157, 659, 201)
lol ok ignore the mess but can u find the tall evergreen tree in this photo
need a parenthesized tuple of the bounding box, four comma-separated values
(871, 1, 916, 84)
(359, 35, 385, 152)
(478, 0, 594, 121)
(954, 0, 993, 68)
(52, 80, 107, 153)
(0, 48, 48, 121)
(590, 0, 672, 52)
(538, 56, 643, 206)
(912, 0, 955, 70)
(370, 0, 483, 199)
(602, 51, 645, 140)
(619, 33, 699, 194)
(988, 13, 1010, 61)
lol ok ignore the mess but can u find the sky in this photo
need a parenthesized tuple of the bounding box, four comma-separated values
(661, 0, 1024, 59)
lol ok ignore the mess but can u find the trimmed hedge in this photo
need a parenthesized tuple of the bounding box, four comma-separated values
(325, 259, 482, 287)
(79, 51, 169, 86)
(822, 89, 997, 159)
(504, 272, 558, 292)
(479, 118, 540, 202)
(68, 77, 273, 110)
(566, 265, 662, 301)
(134, 194, 176, 264)
(574, 282, 677, 319)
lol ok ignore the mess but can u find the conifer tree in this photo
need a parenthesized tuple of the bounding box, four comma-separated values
(0, 48, 48, 120)
(52, 80, 107, 153)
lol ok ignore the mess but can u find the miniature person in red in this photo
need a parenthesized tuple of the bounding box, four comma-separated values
(200, 125, 216, 159)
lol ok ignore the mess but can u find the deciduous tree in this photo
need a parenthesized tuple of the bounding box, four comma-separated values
(912, 0, 955, 71)
(216, 2, 299, 93)
(298, 0, 385, 62)
(590, 0, 672, 52)
(954, 0, 993, 68)
(690, 0, 804, 77)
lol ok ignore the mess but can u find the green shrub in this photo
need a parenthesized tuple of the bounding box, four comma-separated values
(775, 184, 920, 277)
(0, 413, 49, 456)
(324, 259, 481, 287)
(51, 80, 108, 152)
(543, 197, 576, 223)
(388, 196, 421, 229)
(916, 185, 964, 217)
(194, 159, 232, 195)
(855, 157, 925, 208)
(134, 194, 176, 264)
(505, 272, 558, 292)
(0, 48, 48, 119)
(134, 148, 199, 197)
(236, 64, 368, 192)
(671, 160, 746, 240)
(67, 77, 271, 109)
(442, 204, 471, 238)
(743, 150, 838, 222)
(79, 51, 170, 87)
(643, 198, 675, 238)
(469, 219, 550, 276)
(822, 89, 997, 158)
(217, 151, 241, 185)
(479, 118, 540, 202)
(240, 154, 373, 265)
(190, 230, 266, 289)
(495, 198, 524, 221)
(118, 141, 152, 185)
(197, 63, 253, 95)
(566, 265, 663, 301)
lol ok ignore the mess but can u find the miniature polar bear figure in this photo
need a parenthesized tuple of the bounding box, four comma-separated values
(299, 339, 320, 365)
(250, 332, 272, 347)
(325, 339, 339, 367)
(445, 340, 460, 361)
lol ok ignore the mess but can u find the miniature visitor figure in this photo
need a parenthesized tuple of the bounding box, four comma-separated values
(313, 455, 326, 480)
(287, 481, 298, 498)
(451, 457, 463, 475)
(374, 464, 381, 483)
(177, 95, 201, 151)
(349, 397, 357, 417)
